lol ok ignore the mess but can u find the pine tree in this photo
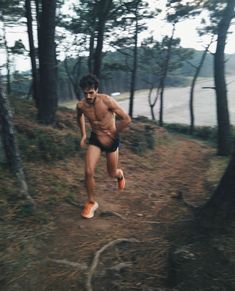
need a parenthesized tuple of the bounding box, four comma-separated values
(62, 0, 125, 79)
(112, 0, 158, 117)
(167, 0, 235, 155)
(37, 0, 58, 124)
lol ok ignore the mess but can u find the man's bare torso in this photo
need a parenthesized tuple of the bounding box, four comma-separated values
(77, 94, 116, 146)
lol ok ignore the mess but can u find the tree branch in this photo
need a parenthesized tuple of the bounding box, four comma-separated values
(86, 238, 138, 291)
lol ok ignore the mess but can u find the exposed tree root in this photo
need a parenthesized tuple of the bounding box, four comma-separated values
(141, 219, 193, 224)
(100, 210, 127, 220)
(86, 238, 138, 291)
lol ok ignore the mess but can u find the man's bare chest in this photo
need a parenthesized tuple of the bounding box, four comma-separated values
(83, 102, 110, 122)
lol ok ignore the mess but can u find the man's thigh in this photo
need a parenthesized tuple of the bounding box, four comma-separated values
(85, 145, 101, 171)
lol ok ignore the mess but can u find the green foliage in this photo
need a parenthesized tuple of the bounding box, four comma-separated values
(165, 123, 218, 143)
(139, 36, 184, 86)
(0, 0, 24, 18)
(128, 131, 149, 154)
(166, 0, 232, 36)
(17, 129, 80, 162)
(34, 131, 63, 160)
(194, 126, 217, 141)
(125, 118, 156, 154)
(166, 0, 202, 23)
(11, 72, 31, 96)
(16, 201, 35, 217)
(144, 125, 156, 149)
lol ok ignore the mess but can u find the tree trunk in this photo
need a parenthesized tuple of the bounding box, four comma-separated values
(93, 23, 105, 78)
(189, 41, 211, 135)
(88, 34, 95, 73)
(37, 0, 57, 124)
(129, 18, 138, 118)
(159, 24, 175, 127)
(93, 0, 113, 79)
(150, 105, 155, 120)
(0, 71, 34, 205)
(199, 151, 235, 227)
(148, 86, 156, 120)
(64, 57, 82, 100)
(159, 81, 165, 127)
(34, 0, 40, 39)
(1, 21, 11, 95)
(214, 0, 235, 156)
(25, 0, 40, 109)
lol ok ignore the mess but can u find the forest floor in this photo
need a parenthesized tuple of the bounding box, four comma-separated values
(0, 100, 235, 290)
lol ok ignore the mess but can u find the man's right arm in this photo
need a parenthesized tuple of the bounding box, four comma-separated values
(76, 104, 86, 147)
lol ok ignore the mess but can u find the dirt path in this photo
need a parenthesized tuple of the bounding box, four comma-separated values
(1, 133, 216, 290)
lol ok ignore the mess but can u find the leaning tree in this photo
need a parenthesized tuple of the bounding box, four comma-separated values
(198, 150, 235, 228)
(0, 71, 34, 205)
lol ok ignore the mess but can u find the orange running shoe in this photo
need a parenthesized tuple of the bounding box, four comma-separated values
(81, 201, 99, 219)
(117, 170, 125, 191)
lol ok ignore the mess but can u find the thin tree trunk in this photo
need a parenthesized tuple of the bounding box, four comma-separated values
(148, 86, 155, 120)
(159, 81, 165, 127)
(25, 0, 40, 108)
(1, 21, 11, 95)
(129, 18, 138, 118)
(159, 24, 175, 127)
(214, 0, 235, 156)
(0, 71, 35, 205)
(150, 105, 155, 120)
(189, 40, 212, 135)
(88, 34, 95, 73)
(64, 57, 82, 99)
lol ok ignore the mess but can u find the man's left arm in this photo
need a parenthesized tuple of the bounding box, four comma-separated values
(106, 97, 131, 133)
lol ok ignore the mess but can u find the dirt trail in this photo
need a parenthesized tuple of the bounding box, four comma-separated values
(1, 132, 216, 290)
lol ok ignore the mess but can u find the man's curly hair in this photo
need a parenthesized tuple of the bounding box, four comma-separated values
(79, 74, 99, 90)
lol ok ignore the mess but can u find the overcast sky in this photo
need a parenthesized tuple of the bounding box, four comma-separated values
(1, 0, 235, 72)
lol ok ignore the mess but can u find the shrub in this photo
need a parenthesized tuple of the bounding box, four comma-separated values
(126, 124, 156, 154)
(17, 129, 80, 162)
(165, 123, 189, 135)
(165, 123, 218, 143)
(194, 126, 217, 142)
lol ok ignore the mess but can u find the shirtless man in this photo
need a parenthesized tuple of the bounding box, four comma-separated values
(76, 74, 131, 219)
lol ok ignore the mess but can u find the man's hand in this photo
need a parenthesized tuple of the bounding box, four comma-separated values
(104, 129, 116, 139)
(80, 136, 87, 148)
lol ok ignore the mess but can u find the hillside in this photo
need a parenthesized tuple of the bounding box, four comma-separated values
(0, 99, 234, 290)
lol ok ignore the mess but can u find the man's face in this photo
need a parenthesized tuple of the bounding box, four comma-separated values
(83, 87, 98, 104)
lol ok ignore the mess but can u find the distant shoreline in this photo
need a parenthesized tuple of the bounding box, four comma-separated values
(60, 76, 235, 126)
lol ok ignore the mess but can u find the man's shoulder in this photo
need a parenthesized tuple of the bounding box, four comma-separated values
(76, 100, 85, 110)
(99, 93, 114, 105)
(99, 93, 111, 100)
